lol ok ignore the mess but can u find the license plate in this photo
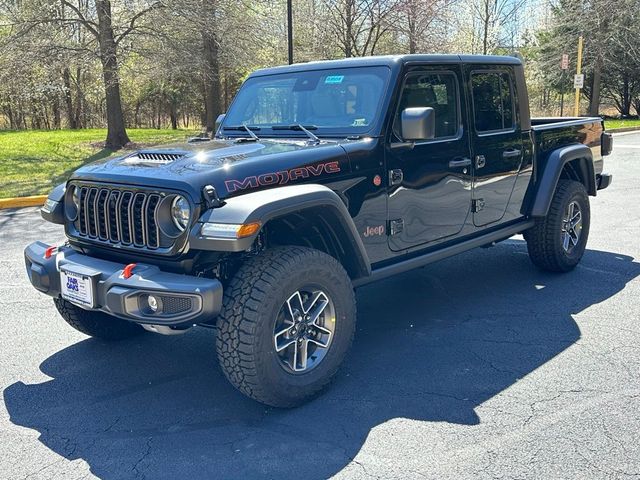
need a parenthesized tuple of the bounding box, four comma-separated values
(60, 269, 95, 308)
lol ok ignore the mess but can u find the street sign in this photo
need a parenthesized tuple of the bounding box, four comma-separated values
(561, 54, 569, 70)
(574, 74, 584, 89)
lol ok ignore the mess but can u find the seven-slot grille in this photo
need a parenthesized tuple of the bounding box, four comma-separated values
(75, 185, 163, 249)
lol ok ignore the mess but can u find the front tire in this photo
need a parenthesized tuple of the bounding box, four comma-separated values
(54, 298, 145, 340)
(524, 179, 590, 272)
(216, 246, 356, 407)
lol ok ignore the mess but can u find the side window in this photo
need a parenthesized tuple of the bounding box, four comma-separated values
(471, 72, 515, 133)
(394, 72, 459, 140)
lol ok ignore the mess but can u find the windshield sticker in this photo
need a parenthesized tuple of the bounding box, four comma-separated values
(325, 75, 344, 84)
(351, 118, 367, 126)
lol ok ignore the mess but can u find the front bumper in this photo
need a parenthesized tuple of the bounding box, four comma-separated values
(24, 242, 223, 326)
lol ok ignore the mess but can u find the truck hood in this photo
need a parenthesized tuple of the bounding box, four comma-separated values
(70, 138, 355, 202)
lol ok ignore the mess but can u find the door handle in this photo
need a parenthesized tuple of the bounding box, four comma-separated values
(503, 149, 522, 159)
(449, 158, 472, 168)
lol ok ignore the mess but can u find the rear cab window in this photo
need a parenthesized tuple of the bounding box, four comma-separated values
(471, 71, 516, 133)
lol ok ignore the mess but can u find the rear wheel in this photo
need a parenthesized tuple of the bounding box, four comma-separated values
(54, 298, 145, 340)
(216, 246, 356, 407)
(524, 179, 590, 272)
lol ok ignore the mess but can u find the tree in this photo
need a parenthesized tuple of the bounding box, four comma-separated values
(534, 0, 640, 116)
(323, 0, 399, 57)
(2, 0, 161, 148)
(392, 0, 453, 54)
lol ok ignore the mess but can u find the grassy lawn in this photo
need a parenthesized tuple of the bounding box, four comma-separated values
(0, 129, 197, 199)
(604, 118, 640, 130)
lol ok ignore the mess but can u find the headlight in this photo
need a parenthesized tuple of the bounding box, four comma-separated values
(65, 185, 80, 221)
(171, 196, 191, 231)
(72, 186, 80, 210)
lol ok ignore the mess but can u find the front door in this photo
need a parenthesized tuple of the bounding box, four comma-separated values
(467, 68, 524, 226)
(387, 66, 472, 252)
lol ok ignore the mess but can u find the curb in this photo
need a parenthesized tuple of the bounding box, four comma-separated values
(607, 126, 640, 133)
(0, 195, 47, 210)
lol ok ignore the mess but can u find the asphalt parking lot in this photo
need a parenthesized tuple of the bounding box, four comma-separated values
(1, 132, 639, 480)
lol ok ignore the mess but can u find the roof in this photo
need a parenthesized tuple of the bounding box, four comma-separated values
(249, 54, 523, 77)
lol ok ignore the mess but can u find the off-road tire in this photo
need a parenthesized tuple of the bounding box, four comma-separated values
(216, 246, 356, 408)
(524, 179, 590, 272)
(54, 298, 145, 340)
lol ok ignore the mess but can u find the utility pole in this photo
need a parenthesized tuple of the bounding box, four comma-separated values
(573, 36, 584, 116)
(287, 0, 293, 65)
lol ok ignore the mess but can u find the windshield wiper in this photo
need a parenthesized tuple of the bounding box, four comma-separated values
(222, 125, 260, 141)
(271, 124, 320, 144)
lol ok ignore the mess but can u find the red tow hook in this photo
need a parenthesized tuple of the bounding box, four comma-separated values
(122, 263, 138, 279)
(44, 246, 58, 259)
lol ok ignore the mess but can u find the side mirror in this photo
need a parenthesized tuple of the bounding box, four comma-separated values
(401, 107, 435, 141)
(215, 113, 226, 134)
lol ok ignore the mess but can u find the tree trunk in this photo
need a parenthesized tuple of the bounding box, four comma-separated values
(483, 0, 490, 55)
(170, 104, 178, 129)
(95, 0, 130, 149)
(202, 29, 222, 132)
(74, 67, 83, 128)
(52, 97, 61, 129)
(62, 67, 77, 129)
(589, 54, 602, 116)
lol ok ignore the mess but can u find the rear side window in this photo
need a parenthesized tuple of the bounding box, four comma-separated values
(471, 72, 514, 133)
(394, 72, 460, 140)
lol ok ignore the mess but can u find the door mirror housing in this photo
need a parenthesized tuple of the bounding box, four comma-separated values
(401, 107, 435, 141)
(215, 113, 226, 134)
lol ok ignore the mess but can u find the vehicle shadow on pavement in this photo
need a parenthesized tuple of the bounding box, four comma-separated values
(5, 240, 640, 479)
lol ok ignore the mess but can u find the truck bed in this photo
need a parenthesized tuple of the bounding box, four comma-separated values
(530, 116, 605, 175)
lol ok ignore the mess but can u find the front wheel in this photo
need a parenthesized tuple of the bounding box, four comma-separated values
(216, 246, 356, 407)
(524, 179, 591, 272)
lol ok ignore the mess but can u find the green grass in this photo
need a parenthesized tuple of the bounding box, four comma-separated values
(604, 118, 640, 130)
(0, 129, 197, 199)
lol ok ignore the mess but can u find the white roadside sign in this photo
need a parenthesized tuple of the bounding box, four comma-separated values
(574, 74, 584, 89)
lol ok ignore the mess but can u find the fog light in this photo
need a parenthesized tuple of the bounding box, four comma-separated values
(148, 295, 159, 312)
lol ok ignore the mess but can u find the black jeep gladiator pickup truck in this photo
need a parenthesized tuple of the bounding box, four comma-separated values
(25, 54, 613, 407)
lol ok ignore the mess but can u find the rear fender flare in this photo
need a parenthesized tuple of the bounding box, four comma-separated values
(530, 144, 596, 217)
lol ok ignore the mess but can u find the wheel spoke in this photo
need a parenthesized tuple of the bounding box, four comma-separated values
(562, 231, 571, 251)
(293, 339, 308, 371)
(570, 210, 581, 226)
(274, 326, 295, 352)
(286, 291, 305, 321)
(568, 228, 580, 245)
(306, 291, 329, 322)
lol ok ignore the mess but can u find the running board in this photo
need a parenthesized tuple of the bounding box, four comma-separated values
(353, 220, 535, 288)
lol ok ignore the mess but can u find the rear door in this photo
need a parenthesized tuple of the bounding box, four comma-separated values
(467, 68, 524, 226)
(387, 65, 472, 251)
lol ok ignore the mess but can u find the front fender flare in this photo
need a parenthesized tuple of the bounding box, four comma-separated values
(190, 184, 371, 278)
(530, 144, 596, 217)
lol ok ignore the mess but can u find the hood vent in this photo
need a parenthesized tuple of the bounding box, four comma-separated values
(124, 151, 187, 165)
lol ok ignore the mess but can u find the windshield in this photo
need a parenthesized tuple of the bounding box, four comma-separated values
(222, 66, 390, 137)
